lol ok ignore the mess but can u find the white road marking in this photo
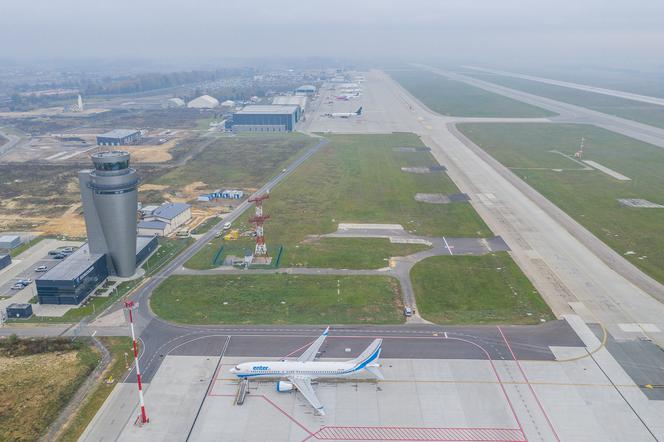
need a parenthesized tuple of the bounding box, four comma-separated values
(442, 237, 454, 256)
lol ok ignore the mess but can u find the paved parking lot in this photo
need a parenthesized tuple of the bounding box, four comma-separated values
(0, 238, 83, 311)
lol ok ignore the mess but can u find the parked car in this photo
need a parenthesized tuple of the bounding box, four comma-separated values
(61, 247, 74, 253)
(35, 265, 48, 272)
(53, 253, 67, 259)
(48, 250, 60, 256)
(11, 284, 24, 290)
(16, 278, 32, 286)
(403, 307, 413, 317)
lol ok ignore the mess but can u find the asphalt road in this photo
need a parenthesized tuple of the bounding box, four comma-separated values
(125, 319, 583, 383)
(415, 64, 664, 149)
(464, 65, 664, 107)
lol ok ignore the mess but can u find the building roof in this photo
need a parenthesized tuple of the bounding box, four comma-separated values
(221, 100, 236, 107)
(140, 205, 160, 213)
(151, 202, 191, 220)
(138, 220, 168, 230)
(296, 85, 316, 91)
(98, 129, 140, 139)
(187, 95, 219, 108)
(273, 96, 307, 109)
(235, 105, 299, 115)
(167, 97, 185, 106)
(7, 303, 31, 309)
(37, 244, 105, 281)
(0, 235, 20, 242)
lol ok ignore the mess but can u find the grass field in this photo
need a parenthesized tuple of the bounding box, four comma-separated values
(411, 253, 554, 324)
(151, 133, 315, 191)
(389, 70, 555, 118)
(467, 73, 664, 129)
(0, 337, 99, 441)
(458, 122, 664, 284)
(151, 274, 404, 325)
(185, 133, 491, 270)
(191, 216, 221, 235)
(57, 337, 132, 442)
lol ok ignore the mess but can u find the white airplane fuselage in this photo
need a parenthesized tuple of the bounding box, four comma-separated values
(231, 360, 365, 379)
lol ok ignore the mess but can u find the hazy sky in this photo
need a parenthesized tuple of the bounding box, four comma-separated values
(2, 0, 663, 68)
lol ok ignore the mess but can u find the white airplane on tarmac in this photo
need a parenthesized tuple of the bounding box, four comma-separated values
(323, 106, 363, 118)
(230, 327, 383, 415)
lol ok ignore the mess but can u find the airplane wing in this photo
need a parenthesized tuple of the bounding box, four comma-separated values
(290, 377, 325, 415)
(297, 327, 329, 362)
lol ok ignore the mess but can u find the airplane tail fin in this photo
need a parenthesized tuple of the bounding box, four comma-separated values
(365, 364, 384, 380)
(356, 106, 363, 115)
(350, 338, 382, 368)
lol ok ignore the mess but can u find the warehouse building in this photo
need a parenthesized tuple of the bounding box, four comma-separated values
(0, 254, 11, 271)
(295, 85, 316, 96)
(96, 129, 141, 146)
(0, 235, 21, 250)
(137, 202, 192, 236)
(166, 97, 185, 108)
(6, 303, 33, 319)
(187, 95, 219, 109)
(36, 236, 157, 305)
(232, 105, 300, 132)
(273, 95, 307, 119)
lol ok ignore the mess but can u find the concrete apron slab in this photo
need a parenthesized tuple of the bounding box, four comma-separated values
(191, 357, 523, 442)
(117, 355, 217, 441)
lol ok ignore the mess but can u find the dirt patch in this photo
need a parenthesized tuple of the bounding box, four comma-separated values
(122, 138, 178, 163)
(170, 181, 210, 203)
(140, 183, 169, 192)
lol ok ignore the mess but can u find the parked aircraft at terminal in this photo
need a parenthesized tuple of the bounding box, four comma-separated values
(230, 327, 383, 415)
(323, 106, 363, 118)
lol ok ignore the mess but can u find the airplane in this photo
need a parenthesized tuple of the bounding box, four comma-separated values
(230, 327, 383, 415)
(336, 92, 361, 100)
(323, 107, 363, 118)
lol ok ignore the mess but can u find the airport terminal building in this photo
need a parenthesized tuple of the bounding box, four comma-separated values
(232, 105, 300, 132)
(36, 236, 157, 305)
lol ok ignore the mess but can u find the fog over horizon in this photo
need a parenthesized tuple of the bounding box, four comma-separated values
(2, 0, 664, 70)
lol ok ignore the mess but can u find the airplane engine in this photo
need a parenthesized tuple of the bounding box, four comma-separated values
(276, 381, 294, 392)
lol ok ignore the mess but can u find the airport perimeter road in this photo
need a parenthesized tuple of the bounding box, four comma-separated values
(464, 65, 664, 107)
(415, 64, 664, 149)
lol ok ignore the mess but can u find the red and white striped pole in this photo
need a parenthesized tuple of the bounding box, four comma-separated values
(125, 300, 149, 424)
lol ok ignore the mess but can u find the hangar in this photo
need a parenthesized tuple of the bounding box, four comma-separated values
(232, 105, 300, 132)
(272, 95, 307, 118)
(96, 129, 141, 146)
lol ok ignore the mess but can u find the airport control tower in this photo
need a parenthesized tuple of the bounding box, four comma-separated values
(79, 151, 138, 277)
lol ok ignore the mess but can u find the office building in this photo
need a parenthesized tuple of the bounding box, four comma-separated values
(137, 202, 192, 236)
(36, 236, 157, 305)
